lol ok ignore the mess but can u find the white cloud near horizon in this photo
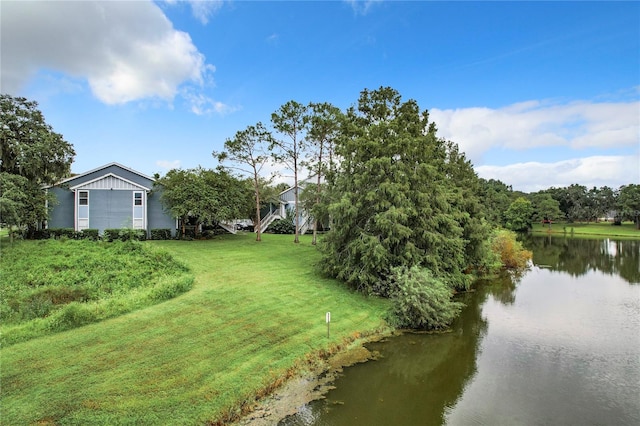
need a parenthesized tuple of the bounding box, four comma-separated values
(430, 98, 639, 192)
(1, 0, 228, 113)
(476, 155, 639, 193)
(430, 99, 639, 165)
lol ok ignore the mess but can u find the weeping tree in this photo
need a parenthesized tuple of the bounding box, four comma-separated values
(320, 87, 489, 328)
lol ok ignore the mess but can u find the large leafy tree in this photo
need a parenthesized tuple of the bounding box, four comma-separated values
(555, 184, 589, 222)
(270, 100, 309, 243)
(617, 184, 640, 229)
(593, 186, 617, 220)
(0, 173, 48, 240)
(504, 197, 534, 232)
(479, 178, 513, 227)
(155, 167, 249, 238)
(531, 193, 563, 228)
(214, 122, 274, 241)
(0, 94, 75, 238)
(321, 87, 487, 296)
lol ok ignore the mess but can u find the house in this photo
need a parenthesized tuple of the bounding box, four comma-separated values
(46, 163, 176, 237)
(257, 180, 323, 234)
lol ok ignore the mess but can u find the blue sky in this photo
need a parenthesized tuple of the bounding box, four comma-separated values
(2, 0, 638, 192)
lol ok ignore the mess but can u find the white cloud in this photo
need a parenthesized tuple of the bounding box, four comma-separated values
(163, 0, 224, 25)
(344, 0, 382, 15)
(156, 160, 182, 171)
(183, 91, 239, 116)
(1, 1, 214, 106)
(430, 99, 640, 165)
(476, 155, 640, 193)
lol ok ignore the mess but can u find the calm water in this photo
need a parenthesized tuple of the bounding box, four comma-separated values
(281, 237, 640, 425)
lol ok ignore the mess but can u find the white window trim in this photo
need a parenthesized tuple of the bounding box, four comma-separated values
(132, 191, 146, 230)
(76, 190, 90, 231)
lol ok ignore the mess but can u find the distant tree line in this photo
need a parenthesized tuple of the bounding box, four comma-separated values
(481, 179, 640, 231)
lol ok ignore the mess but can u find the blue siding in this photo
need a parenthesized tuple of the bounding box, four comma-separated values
(90, 190, 133, 231)
(148, 190, 176, 234)
(47, 164, 176, 236)
(48, 187, 74, 229)
(280, 187, 297, 203)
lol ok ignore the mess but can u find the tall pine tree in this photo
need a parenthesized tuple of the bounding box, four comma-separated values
(321, 87, 488, 295)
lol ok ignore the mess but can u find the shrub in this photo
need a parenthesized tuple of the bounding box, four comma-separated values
(491, 229, 532, 269)
(49, 228, 76, 239)
(103, 229, 119, 242)
(150, 228, 172, 240)
(388, 266, 464, 330)
(31, 229, 50, 240)
(201, 229, 226, 239)
(79, 229, 99, 240)
(267, 219, 295, 234)
(104, 228, 146, 242)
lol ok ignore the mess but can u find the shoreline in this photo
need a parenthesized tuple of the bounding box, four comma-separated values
(230, 330, 395, 425)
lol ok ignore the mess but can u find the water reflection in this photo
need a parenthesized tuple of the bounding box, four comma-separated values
(280, 278, 511, 425)
(281, 238, 640, 425)
(521, 235, 640, 284)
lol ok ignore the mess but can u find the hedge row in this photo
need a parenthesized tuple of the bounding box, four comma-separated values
(28, 228, 174, 241)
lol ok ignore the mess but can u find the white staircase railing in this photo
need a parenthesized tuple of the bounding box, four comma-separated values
(257, 210, 282, 233)
(219, 222, 237, 234)
(298, 213, 312, 236)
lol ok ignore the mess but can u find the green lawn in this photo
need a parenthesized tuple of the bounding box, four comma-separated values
(530, 221, 640, 238)
(1, 233, 390, 425)
(0, 239, 193, 346)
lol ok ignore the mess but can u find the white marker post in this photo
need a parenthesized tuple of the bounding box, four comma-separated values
(326, 311, 331, 339)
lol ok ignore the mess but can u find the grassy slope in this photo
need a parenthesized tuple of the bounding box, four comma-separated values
(1, 234, 390, 425)
(530, 222, 640, 238)
(0, 239, 193, 346)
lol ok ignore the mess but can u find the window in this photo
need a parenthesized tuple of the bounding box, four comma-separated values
(133, 191, 144, 229)
(77, 191, 89, 230)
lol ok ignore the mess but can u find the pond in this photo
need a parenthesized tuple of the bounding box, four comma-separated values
(280, 236, 640, 425)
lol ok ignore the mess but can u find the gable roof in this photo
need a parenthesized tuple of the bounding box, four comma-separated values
(45, 163, 155, 189)
(60, 163, 155, 185)
(69, 173, 150, 191)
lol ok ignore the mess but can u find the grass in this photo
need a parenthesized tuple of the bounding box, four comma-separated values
(530, 221, 640, 238)
(1, 233, 390, 425)
(0, 239, 193, 346)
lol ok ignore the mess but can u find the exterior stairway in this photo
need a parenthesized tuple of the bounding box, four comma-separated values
(257, 210, 282, 233)
(219, 222, 237, 234)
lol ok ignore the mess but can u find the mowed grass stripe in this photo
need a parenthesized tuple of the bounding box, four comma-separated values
(1, 233, 389, 425)
(530, 221, 640, 238)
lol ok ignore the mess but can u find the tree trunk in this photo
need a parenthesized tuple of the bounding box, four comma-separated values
(254, 176, 262, 242)
(312, 144, 323, 246)
(293, 160, 300, 244)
